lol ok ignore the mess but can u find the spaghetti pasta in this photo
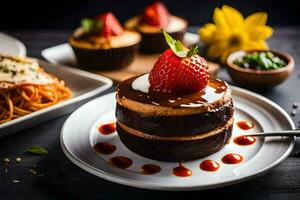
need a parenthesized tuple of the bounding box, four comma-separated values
(0, 54, 72, 124)
(0, 79, 72, 124)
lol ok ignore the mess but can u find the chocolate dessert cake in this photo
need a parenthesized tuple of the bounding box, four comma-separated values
(116, 75, 233, 161)
(115, 32, 233, 161)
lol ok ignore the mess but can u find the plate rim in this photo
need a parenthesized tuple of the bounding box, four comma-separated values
(0, 60, 113, 132)
(60, 87, 295, 191)
(0, 31, 27, 56)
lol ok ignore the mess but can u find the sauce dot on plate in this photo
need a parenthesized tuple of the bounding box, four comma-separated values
(93, 142, 116, 155)
(234, 135, 256, 146)
(140, 164, 161, 175)
(172, 163, 192, 177)
(222, 153, 243, 164)
(200, 160, 220, 172)
(98, 123, 116, 135)
(108, 156, 132, 169)
(237, 121, 254, 130)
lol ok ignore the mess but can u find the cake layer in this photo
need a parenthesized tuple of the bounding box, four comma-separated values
(117, 120, 233, 161)
(116, 99, 234, 137)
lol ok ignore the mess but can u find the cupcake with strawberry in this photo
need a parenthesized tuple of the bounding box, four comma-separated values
(69, 12, 141, 70)
(125, 1, 187, 53)
(116, 32, 234, 161)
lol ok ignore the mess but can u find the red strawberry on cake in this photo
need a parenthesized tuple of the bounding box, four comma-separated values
(116, 31, 234, 161)
(149, 32, 209, 94)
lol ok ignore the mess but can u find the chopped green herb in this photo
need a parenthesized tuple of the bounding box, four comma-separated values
(26, 146, 48, 155)
(234, 52, 286, 70)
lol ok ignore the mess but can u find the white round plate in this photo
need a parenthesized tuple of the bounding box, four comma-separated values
(61, 87, 295, 191)
(0, 32, 26, 56)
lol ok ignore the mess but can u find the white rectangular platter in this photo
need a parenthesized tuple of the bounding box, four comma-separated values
(0, 60, 113, 137)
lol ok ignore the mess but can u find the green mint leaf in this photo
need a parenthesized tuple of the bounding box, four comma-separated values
(163, 31, 200, 58)
(81, 18, 102, 34)
(187, 46, 199, 57)
(163, 31, 187, 57)
(26, 146, 48, 155)
(174, 40, 184, 52)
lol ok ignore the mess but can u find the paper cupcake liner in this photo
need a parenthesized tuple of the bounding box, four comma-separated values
(70, 43, 140, 70)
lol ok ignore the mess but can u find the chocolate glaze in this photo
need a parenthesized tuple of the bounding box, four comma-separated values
(117, 76, 228, 108)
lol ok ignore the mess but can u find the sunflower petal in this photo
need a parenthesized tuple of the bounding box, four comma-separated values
(246, 40, 269, 50)
(247, 25, 273, 40)
(198, 23, 217, 44)
(245, 12, 268, 26)
(222, 5, 244, 27)
(213, 7, 229, 30)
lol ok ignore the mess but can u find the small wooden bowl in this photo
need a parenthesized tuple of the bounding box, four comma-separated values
(226, 50, 294, 88)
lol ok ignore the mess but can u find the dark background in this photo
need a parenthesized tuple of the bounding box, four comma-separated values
(1, 1, 300, 199)
(1, 0, 300, 29)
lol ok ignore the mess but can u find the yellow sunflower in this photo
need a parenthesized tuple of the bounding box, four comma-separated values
(199, 5, 273, 63)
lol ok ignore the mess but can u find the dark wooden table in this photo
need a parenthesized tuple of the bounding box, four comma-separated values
(1, 27, 300, 199)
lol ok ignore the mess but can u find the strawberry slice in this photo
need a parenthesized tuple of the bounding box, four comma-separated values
(149, 32, 209, 94)
(97, 12, 124, 37)
(141, 1, 169, 28)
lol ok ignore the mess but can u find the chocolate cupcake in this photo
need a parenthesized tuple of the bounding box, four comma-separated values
(69, 12, 141, 70)
(125, 2, 187, 53)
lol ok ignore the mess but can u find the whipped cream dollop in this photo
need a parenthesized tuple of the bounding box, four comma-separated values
(131, 74, 150, 93)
